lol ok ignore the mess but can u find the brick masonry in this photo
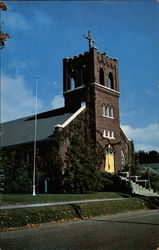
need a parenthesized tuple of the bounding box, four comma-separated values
(63, 47, 131, 173)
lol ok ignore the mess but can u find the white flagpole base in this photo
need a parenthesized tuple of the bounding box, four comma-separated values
(33, 185, 36, 196)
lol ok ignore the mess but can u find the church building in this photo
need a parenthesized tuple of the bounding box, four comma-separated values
(0, 33, 132, 193)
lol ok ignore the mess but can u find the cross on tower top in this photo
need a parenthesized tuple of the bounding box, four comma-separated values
(83, 30, 96, 50)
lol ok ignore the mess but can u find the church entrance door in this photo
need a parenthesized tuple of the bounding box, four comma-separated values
(105, 150, 115, 173)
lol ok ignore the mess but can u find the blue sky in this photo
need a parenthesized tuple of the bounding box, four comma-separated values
(1, 0, 159, 152)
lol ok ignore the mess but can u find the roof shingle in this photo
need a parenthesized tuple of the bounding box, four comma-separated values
(0, 109, 72, 147)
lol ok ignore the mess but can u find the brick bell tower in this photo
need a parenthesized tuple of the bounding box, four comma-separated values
(63, 31, 121, 173)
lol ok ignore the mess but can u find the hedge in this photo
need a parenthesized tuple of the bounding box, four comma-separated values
(1, 197, 159, 230)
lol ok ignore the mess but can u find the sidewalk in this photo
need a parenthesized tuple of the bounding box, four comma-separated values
(0, 197, 130, 210)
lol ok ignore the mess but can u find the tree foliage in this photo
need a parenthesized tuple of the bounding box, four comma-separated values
(122, 140, 140, 175)
(0, 148, 32, 193)
(101, 172, 132, 194)
(0, 0, 10, 49)
(0, 146, 48, 194)
(140, 170, 159, 192)
(0, 0, 7, 11)
(136, 150, 159, 164)
(64, 133, 103, 193)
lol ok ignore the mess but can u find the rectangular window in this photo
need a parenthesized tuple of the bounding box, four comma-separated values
(102, 129, 115, 139)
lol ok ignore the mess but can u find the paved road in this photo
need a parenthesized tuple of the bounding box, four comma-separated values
(0, 210, 159, 250)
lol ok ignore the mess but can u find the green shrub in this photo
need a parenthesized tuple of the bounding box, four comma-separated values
(101, 173, 132, 194)
(0, 205, 77, 229)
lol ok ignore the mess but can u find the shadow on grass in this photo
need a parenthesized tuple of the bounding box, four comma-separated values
(117, 193, 131, 198)
(142, 197, 159, 209)
(70, 204, 83, 219)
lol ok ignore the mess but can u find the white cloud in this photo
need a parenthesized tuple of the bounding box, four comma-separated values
(4, 10, 29, 31)
(34, 10, 54, 27)
(8, 58, 34, 75)
(121, 124, 159, 152)
(51, 95, 64, 110)
(1, 73, 43, 122)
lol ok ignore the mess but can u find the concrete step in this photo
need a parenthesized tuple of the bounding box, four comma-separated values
(133, 188, 159, 196)
(119, 175, 159, 197)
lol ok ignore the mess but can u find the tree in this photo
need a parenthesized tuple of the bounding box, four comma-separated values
(0, 0, 7, 11)
(0, 0, 10, 49)
(0, 146, 48, 194)
(136, 151, 148, 164)
(0, 148, 32, 193)
(64, 133, 103, 193)
(148, 151, 159, 163)
(11, 165, 32, 194)
(123, 140, 140, 175)
(140, 170, 159, 192)
(0, 148, 6, 192)
(136, 150, 159, 164)
(0, 148, 17, 193)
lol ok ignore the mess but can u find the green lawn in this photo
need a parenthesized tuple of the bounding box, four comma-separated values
(0, 199, 146, 230)
(1, 197, 159, 230)
(0, 192, 130, 206)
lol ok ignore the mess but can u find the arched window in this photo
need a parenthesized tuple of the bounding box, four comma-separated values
(106, 149, 114, 155)
(106, 105, 109, 117)
(108, 72, 114, 89)
(109, 106, 114, 118)
(102, 104, 114, 118)
(80, 70, 84, 86)
(71, 78, 75, 89)
(121, 151, 125, 168)
(102, 104, 105, 116)
(99, 68, 105, 86)
(83, 68, 88, 84)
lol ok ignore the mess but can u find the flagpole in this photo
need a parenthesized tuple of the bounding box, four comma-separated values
(33, 75, 38, 196)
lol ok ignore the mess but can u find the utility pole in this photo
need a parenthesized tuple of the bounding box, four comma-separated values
(148, 166, 151, 191)
(33, 75, 39, 196)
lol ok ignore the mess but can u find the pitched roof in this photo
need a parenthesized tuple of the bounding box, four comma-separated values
(0, 108, 73, 148)
(140, 163, 159, 175)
